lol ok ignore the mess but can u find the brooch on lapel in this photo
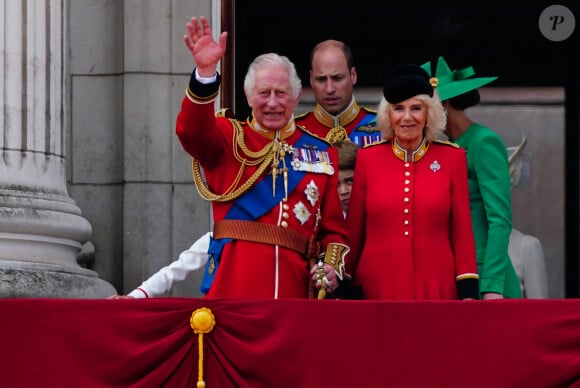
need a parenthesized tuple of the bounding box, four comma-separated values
(430, 160, 441, 172)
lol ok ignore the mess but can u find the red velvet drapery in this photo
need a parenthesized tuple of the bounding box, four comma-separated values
(1, 298, 580, 387)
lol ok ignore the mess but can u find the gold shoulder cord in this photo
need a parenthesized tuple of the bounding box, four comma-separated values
(325, 126, 348, 144)
(191, 119, 278, 202)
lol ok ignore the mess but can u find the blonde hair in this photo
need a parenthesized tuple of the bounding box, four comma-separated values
(376, 91, 446, 143)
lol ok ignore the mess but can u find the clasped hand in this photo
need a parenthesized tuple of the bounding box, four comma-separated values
(310, 262, 338, 295)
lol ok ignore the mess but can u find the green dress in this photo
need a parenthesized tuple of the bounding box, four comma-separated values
(453, 123, 521, 298)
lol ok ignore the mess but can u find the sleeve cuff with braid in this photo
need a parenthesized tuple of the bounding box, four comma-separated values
(186, 68, 221, 104)
(456, 273, 480, 299)
(321, 243, 350, 281)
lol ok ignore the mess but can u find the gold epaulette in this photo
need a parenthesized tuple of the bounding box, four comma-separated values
(214, 108, 235, 118)
(360, 106, 378, 114)
(433, 139, 460, 148)
(294, 111, 311, 120)
(295, 124, 333, 145)
(361, 139, 387, 149)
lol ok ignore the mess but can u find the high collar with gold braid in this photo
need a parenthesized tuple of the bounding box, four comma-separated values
(313, 98, 360, 143)
(248, 114, 296, 141)
(392, 137, 429, 162)
(313, 97, 360, 129)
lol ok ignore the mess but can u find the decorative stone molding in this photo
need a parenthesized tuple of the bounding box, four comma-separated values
(0, 0, 114, 298)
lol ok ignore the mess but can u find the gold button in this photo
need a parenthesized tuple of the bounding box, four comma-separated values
(404, 197, 409, 202)
(281, 221, 288, 228)
(404, 220, 409, 225)
(282, 212, 290, 219)
(405, 163, 410, 168)
(405, 180, 410, 184)
(405, 172, 411, 177)
(283, 204, 290, 210)
(404, 188, 409, 192)
(404, 209, 409, 214)
(404, 231, 409, 236)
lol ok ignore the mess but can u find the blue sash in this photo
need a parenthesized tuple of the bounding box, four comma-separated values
(200, 131, 330, 293)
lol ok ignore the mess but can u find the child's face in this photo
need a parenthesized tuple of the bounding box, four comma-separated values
(337, 169, 355, 213)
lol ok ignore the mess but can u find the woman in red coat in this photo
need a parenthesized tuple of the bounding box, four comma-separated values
(345, 64, 479, 300)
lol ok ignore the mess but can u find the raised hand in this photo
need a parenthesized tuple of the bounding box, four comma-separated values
(183, 16, 228, 77)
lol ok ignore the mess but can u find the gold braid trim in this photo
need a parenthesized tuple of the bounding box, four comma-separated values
(325, 126, 349, 144)
(191, 119, 279, 202)
(322, 243, 350, 281)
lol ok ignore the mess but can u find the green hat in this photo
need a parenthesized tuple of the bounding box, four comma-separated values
(420, 56, 497, 101)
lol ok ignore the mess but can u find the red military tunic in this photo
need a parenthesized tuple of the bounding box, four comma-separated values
(295, 100, 381, 146)
(176, 79, 348, 299)
(346, 139, 478, 300)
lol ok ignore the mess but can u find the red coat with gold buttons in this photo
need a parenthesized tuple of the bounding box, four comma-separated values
(176, 95, 348, 299)
(346, 140, 478, 300)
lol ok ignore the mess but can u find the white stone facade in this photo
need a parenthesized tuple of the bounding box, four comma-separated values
(3, 0, 564, 298)
(0, 0, 115, 297)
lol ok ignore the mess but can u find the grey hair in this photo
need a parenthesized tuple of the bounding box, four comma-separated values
(243, 53, 302, 99)
(376, 91, 447, 143)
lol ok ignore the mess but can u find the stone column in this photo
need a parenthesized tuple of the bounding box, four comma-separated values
(0, 0, 114, 297)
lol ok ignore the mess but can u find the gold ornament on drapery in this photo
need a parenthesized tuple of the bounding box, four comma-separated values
(190, 307, 216, 388)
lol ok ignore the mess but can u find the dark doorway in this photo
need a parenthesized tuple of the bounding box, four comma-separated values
(227, 1, 578, 111)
